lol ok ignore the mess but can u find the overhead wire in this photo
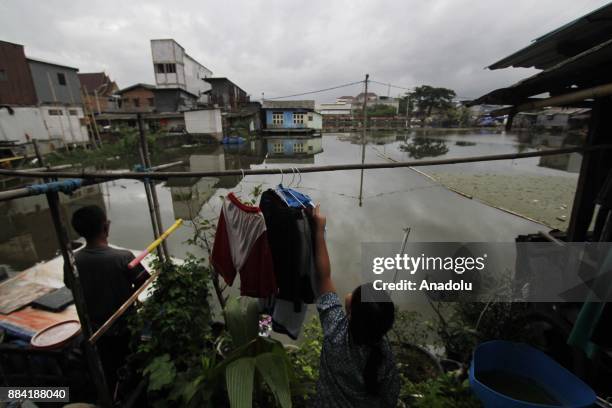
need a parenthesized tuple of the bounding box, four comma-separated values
(265, 80, 364, 100)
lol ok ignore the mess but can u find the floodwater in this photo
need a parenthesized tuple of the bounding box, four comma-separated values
(0, 130, 581, 311)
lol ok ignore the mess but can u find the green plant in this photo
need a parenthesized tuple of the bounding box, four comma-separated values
(129, 257, 213, 368)
(183, 297, 293, 408)
(400, 372, 481, 408)
(289, 317, 322, 406)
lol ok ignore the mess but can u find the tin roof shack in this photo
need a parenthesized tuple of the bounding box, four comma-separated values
(151, 39, 212, 104)
(154, 88, 198, 113)
(0, 42, 89, 153)
(534, 108, 591, 131)
(468, 2, 612, 397)
(116, 83, 156, 112)
(203, 77, 249, 111)
(78, 72, 119, 113)
(27, 58, 88, 147)
(262, 100, 322, 134)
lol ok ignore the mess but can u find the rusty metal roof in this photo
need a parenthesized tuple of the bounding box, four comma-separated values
(489, 2, 612, 70)
(470, 37, 612, 106)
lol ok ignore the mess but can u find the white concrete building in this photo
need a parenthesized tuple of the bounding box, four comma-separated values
(317, 102, 352, 115)
(150, 39, 213, 103)
(184, 108, 223, 139)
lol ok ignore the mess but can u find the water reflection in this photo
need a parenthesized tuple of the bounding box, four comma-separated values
(0, 183, 106, 271)
(400, 137, 449, 159)
(167, 141, 268, 220)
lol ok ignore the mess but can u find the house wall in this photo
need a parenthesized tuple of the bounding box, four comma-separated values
(28, 60, 82, 105)
(119, 87, 156, 112)
(536, 113, 569, 129)
(184, 109, 223, 139)
(0, 107, 48, 142)
(155, 89, 197, 112)
(41, 106, 88, 144)
(209, 80, 248, 110)
(0, 42, 37, 105)
(307, 112, 323, 130)
(0, 106, 87, 145)
(151, 39, 212, 101)
(265, 109, 315, 129)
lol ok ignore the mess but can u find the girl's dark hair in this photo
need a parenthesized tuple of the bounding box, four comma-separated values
(348, 284, 395, 395)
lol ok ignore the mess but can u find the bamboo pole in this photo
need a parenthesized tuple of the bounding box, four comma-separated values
(89, 270, 160, 345)
(137, 113, 168, 260)
(359, 74, 369, 207)
(490, 82, 612, 117)
(1, 145, 610, 185)
(0, 160, 184, 202)
(32, 143, 112, 406)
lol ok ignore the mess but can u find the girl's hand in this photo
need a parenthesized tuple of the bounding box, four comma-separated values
(313, 203, 326, 233)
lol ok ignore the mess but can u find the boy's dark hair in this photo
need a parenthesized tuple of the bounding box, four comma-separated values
(71, 205, 107, 240)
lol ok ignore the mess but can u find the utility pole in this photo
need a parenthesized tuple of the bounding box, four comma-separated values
(359, 74, 369, 207)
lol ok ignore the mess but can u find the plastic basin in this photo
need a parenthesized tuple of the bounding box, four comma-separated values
(469, 340, 596, 408)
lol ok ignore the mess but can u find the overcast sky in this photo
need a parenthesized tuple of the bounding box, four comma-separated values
(1, 0, 609, 102)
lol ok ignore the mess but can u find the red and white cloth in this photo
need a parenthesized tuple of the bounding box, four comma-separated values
(211, 193, 277, 297)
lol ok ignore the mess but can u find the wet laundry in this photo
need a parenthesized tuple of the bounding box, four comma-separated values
(211, 193, 276, 298)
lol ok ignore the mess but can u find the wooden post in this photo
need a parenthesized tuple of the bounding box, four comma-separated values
(567, 97, 612, 241)
(33, 144, 112, 406)
(137, 113, 168, 260)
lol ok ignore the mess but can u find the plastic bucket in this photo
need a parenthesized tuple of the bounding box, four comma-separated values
(469, 340, 596, 408)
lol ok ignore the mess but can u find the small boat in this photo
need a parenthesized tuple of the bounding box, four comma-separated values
(221, 136, 246, 145)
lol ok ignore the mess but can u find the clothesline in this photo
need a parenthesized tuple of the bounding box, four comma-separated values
(0, 146, 605, 185)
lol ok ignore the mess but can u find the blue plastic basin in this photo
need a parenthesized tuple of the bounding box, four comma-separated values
(469, 341, 596, 408)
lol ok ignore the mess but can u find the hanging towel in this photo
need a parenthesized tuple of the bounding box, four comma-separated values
(211, 193, 277, 298)
(260, 189, 317, 310)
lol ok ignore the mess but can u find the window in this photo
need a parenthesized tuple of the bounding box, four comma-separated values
(308, 115, 313, 121)
(57, 73, 66, 86)
(0, 69, 6, 81)
(69, 109, 78, 116)
(133, 98, 140, 107)
(165, 63, 176, 73)
(293, 113, 305, 124)
(48, 109, 63, 116)
(272, 112, 284, 125)
(272, 143, 283, 153)
(294, 143, 304, 153)
(155, 63, 165, 73)
(148, 98, 155, 107)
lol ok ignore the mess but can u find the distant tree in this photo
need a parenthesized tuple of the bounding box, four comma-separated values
(412, 85, 457, 126)
(367, 104, 397, 117)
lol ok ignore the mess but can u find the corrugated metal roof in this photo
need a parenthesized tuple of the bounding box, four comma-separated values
(262, 100, 315, 110)
(489, 2, 612, 70)
(470, 37, 612, 106)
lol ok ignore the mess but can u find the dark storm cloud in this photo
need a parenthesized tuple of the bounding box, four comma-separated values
(1, 0, 609, 101)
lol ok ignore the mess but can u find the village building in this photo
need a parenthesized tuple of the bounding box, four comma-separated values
(261, 100, 322, 133)
(203, 77, 249, 111)
(0, 40, 89, 156)
(78, 72, 119, 114)
(151, 39, 212, 104)
(317, 101, 352, 115)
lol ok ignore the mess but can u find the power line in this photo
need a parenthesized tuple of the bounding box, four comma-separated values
(265, 80, 364, 100)
(370, 79, 475, 100)
(369, 79, 413, 91)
